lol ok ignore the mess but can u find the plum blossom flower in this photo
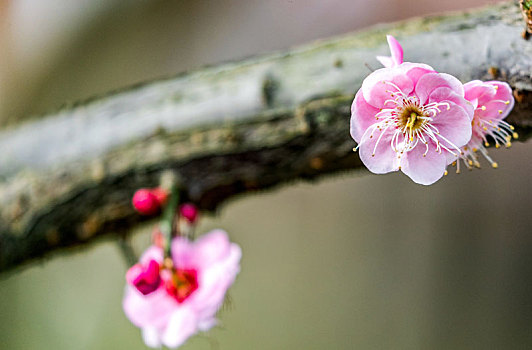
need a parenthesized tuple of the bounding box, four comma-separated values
(351, 36, 474, 185)
(123, 230, 241, 349)
(453, 80, 516, 171)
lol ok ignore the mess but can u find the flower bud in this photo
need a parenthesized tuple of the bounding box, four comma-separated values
(132, 189, 160, 215)
(151, 187, 169, 206)
(180, 203, 199, 224)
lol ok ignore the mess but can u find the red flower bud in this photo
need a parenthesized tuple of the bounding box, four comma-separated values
(180, 203, 199, 224)
(132, 189, 160, 215)
(151, 188, 169, 206)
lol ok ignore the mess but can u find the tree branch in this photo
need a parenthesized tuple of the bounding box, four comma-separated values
(1, 1, 531, 273)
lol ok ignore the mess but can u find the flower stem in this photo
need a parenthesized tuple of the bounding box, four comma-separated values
(159, 184, 179, 258)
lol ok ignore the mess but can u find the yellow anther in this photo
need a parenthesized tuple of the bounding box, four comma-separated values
(468, 160, 473, 166)
(472, 148, 478, 152)
(483, 127, 488, 131)
(481, 106, 487, 111)
(352, 147, 357, 152)
(495, 144, 500, 149)
(498, 110, 503, 114)
(491, 162, 498, 168)
(504, 101, 510, 105)
(510, 125, 515, 130)
(513, 132, 519, 139)
(506, 142, 512, 148)
(452, 161, 457, 167)
(444, 170, 448, 176)
(484, 142, 490, 147)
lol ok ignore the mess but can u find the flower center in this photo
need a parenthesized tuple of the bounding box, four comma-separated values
(165, 268, 199, 303)
(356, 80, 460, 162)
(400, 106, 425, 135)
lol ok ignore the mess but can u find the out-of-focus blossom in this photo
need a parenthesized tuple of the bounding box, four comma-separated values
(123, 230, 241, 348)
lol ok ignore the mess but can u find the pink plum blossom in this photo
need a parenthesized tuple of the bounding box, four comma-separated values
(453, 80, 516, 171)
(351, 36, 474, 185)
(123, 230, 241, 348)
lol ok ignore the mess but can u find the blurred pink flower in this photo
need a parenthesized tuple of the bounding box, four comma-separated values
(455, 80, 516, 171)
(123, 230, 241, 348)
(351, 36, 474, 185)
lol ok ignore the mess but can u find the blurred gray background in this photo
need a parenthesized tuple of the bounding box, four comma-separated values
(1, 0, 531, 349)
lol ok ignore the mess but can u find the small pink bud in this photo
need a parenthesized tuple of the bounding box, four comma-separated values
(126, 260, 161, 295)
(132, 189, 160, 215)
(180, 203, 199, 224)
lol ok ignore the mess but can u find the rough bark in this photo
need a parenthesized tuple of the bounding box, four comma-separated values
(1, 1, 531, 273)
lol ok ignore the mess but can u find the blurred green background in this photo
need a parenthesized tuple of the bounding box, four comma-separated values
(1, 1, 531, 349)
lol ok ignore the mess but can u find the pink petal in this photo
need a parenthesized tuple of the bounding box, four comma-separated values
(139, 246, 164, 265)
(358, 127, 400, 174)
(386, 35, 404, 67)
(171, 237, 195, 268)
(428, 87, 474, 121)
(477, 81, 514, 121)
(362, 68, 414, 108)
(141, 326, 162, 348)
(430, 103, 472, 150)
(123, 287, 176, 329)
(162, 307, 198, 349)
(400, 143, 448, 185)
(192, 229, 232, 268)
(464, 80, 495, 103)
(188, 244, 241, 317)
(415, 73, 464, 105)
(399, 63, 436, 87)
(490, 81, 514, 105)
(350, 89, 380, 142)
